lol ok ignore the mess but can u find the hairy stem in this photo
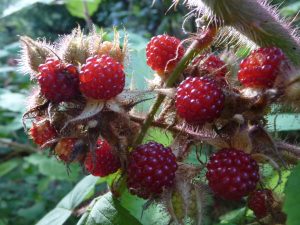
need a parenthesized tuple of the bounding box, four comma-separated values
(132, 28, 217, 147)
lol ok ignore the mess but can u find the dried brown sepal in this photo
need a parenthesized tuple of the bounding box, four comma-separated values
(57, 27, 91, 66)
(19, 36, 55, 76)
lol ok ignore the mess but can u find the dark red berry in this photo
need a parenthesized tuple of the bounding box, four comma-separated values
(37, 58, 79, 102)
(127, 142, 178, 199)
(238, 47, 285, 88)
(248, 189, 273, 218)
(79, 55, 125, 100)
(175, 77, 225, 124)
(206, 148, 260, 200)
(29, 119, 57, 147)
(192, 54, 227, 78)
(146, 35, 184, 75)
(85, 139, 121, 177)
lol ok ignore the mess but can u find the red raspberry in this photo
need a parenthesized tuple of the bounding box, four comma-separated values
(79, 55, 125, 100)
(84, 139, 121, 177)
(29, 119, 57, 147)
(127, 142, 178, 199)
(248, 189, 274, 218)
(175, 77, 225, 124)
(54, 138, 78, 162)
(146, 35, 184, 75)
(192, 54, 227, 78)
(238, 47, 285, 88)
(37, 58, 79, 103)
(206, 148, 259, 200)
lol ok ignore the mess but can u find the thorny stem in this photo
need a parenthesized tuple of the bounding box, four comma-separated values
(133, 28, 217, 147)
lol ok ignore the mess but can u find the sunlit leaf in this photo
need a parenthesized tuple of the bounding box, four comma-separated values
(36, 175, 100, 225)
(283, 163, 300, 225)
(267, 114, 300, 132)
(65, 0, 101, 19)
(82, 192, 142, 225)
(0, 159, 20, 177)
(0, 88, 26, 112)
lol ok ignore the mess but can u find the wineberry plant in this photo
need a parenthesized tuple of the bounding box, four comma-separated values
(18, 1, 300, 225)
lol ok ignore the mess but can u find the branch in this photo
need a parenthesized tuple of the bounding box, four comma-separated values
(276, 141, 300, 158)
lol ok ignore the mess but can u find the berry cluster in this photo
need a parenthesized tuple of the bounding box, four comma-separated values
(175, 76, 225, 124)
(248, 189, 274, 218)
(146, 34, 184, 75)
(238, 47, 285, 88)
(37, 55, 125, 103)
(22, 27, 292, 225)
(127, 142, 178, 199)
(206, 148, 260, 200)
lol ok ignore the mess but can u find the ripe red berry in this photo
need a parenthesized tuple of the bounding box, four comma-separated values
(206, 148, 259, 200)
(248, 189, 273, 218)
(29, 119, 57, 147)
(54, 138, 78, 162)
(192, 54, 227, 78)
(127, 142, 178, 199)
(146, 35, 184, 75)
(175, 77, 225, 124)
(84, 139, 121, 177)
(238, 47, 285, 88)
(79, 55, 125, 100)
(37, 58, 79, 102)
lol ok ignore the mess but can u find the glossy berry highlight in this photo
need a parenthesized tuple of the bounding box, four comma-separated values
(79, 55, 125, 100)
(37, 58, 79, 103)
(146, 35, 184, 75)
(127, 142, 178, 199)
(248, 189, 273, 218)
(206, 148, 260, 200)
(175, 77, 225, 124)
(238, 47, 285, 88)
(84, 139, 121, 177)
(29, 119, 57, 147)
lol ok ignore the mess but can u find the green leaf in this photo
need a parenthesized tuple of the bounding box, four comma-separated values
(82, 192, 142, 225)
(143, 128, 173, 146)
(35, 208, 72, 225)
(25, 154, 80, 181)
(1, 0, 54, 18)
(120, 190, 170, 225)
(0, 88, 26, 112)
(283, 162, 300, 225)
(219, 207, 246, 224)
(65, 0, 101, 19)
(267, 114, 300, 132)
(280, 2, 300, 17)
(57, 175, 100, 209)
(36, 175, 100, 225)
(0, 159, 20, 177)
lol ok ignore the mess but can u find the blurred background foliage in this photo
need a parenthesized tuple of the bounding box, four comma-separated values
(0, 1, 300, 225)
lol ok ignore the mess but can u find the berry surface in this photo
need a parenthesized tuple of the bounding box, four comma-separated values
(238, 47, 285, 88)
(79, 55, 125, 100)
(248, 189, 273, 218)
(127, 142, 178, 199)
(29, 119, 57, 147)
(175, 77, 224, 124)
(37, 58, 79, 102)
(54, 138, 77, 162)
(84, 139, 121, 177)
(206, 148, 260, 200)
(146, 34, 184, 75)
(192, 54, 227, 78)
